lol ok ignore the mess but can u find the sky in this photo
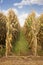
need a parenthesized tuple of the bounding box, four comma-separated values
(0, 0, 43, 26)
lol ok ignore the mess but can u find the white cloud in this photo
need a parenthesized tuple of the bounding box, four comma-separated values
(36, 12, 40, 17)
(18, 6, 23, 8)
(14, 0, 31, 8)
(2, 10, 8, 15)
(18, 12, 28, 27)
(31, 0, 43, 5)
(14, 0, 43, 8)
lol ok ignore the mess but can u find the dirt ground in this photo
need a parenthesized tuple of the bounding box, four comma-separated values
(0, 56, 43, 65)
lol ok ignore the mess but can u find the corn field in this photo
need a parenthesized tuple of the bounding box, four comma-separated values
(0, 10, 43, 57)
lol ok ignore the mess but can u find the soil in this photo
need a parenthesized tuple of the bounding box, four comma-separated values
(0, 56, 43, 65)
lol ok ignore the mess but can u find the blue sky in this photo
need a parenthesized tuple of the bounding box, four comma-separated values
(0, 0, 43, 26)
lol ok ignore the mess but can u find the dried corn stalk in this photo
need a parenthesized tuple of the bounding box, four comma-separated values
(6, 9, 20, 57)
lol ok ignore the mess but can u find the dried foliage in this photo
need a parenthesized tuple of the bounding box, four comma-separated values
(23, 12, 41, 55)
(23, 12, 35, 46)
(0, 12, 7, 46)
(6, 9, 20, 56)
(7, 9, 20, 43)
(0, 10, 43, 56)
(37, 14, 43, 50)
